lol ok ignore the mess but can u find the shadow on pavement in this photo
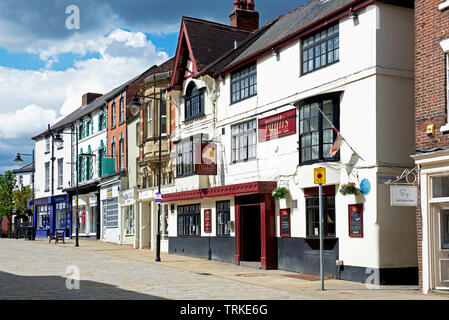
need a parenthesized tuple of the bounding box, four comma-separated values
(0, 270, 166, 300)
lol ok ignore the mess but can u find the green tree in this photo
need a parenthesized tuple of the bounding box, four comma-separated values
(13, 185, 32, 216)
(0, 171, 16, 231)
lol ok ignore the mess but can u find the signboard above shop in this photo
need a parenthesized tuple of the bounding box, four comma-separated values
(390, 185, 418, 207)
(258, 109, 297, 142)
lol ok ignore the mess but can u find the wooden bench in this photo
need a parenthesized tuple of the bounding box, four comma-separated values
(1, 230, 15, 238)
(49, 230, 66, 244)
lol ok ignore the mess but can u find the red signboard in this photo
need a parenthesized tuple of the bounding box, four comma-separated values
(280, 209, 291, 237)
(195, 143, 217, 175)
(258, 109, 297, 142)
(348, 204, 363, 238)
(204, 209, 212, 233)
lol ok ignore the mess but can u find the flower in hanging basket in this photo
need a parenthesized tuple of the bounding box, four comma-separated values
(339, 182, 361, 196)
(272, 187, 289, 200)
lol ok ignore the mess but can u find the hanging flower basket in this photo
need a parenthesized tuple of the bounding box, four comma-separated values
(272, 187, 289, 200)
(339, 182, 361, 196)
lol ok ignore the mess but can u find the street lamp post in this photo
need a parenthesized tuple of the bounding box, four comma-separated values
(13, 150, 35, 240)
(128, 89, 163, 262)
(52, 125, 88, 248)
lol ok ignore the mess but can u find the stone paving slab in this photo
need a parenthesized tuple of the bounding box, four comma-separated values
(1, 239, 448, 300)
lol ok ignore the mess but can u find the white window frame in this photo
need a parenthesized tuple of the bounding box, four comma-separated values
(147, 101, 153, 138)
(439, 1, 449, 11)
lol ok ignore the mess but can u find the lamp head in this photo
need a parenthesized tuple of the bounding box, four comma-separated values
(127, 94, 142, 117)
(14, 153, 23, 164)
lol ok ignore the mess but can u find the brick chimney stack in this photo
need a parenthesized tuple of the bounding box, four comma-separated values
(230, 0, 259, 32)
(82, 92, 102, 107)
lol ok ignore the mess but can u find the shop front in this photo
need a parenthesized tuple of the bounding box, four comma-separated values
(99, 172, 126, 244)
(64, 182, 100, 239)
(414, 150, 449, 293)
(163, 181, 277, 269)
(122, 187, 138, 247)
(33, 194, 70, 238)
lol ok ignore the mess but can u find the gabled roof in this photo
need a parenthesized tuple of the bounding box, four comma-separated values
(169, 17, 252, 90)
(12, 162, 34, 174)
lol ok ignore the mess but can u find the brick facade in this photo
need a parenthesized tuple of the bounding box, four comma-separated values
(415, 0, 449, 292)
(107, 76, 149, 173)
(415, 0, 449, 150)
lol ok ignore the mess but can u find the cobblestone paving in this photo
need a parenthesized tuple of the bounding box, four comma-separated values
(0, 239, 310, 300)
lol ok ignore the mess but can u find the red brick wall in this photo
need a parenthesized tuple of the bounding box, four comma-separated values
(416, 0, 449, 151)
(107, 77, 147, 173)
(415, 0, 449, 292)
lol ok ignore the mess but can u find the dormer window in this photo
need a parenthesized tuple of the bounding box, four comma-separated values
(184, 82, 204, 121)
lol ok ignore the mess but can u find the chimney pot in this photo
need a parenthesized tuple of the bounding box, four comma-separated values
(230, 0, 259, 31)
(82, 92, 102, 107)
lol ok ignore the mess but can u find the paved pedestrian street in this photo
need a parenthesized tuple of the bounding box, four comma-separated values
(0, 238, 448, 300)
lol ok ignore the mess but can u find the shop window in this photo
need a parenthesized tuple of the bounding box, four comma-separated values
(306, 194, 336, 237)
(177, 204, 201, 236)
(103, 198, 119, 228)
(432, 176, 449, 199)
(124, 206, 135, 235)
(216, 201, 231, 236)
(231, 119, 257, 163)
(298, 95, 340, 164)
(301, 24, 339, 75)
(89, 204, 97, 234)
(55, 202, 68, 230)
(37, 205, 50, 229)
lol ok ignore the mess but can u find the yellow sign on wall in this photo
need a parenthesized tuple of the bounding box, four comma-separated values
(314, 168, 326, 185)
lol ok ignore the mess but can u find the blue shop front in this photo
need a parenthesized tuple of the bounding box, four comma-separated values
(33, 194, 71, 238)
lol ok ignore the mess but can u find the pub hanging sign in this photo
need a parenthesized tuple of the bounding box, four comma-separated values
(258, 109, 297, 142)
(195, 143, 217, 175)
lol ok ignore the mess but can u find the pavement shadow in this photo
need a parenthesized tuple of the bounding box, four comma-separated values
(0, 270, 167, 300)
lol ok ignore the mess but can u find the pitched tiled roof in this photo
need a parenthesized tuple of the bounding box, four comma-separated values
(12, 162, 34, 174)
(211, 0, 358, 75)
(182, 17, 252, 72)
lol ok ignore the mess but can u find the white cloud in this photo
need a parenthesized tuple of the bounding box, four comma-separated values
(0, 28, 170, 139)
(0, 104, 57, 139)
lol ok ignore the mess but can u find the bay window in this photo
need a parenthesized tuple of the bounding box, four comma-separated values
(298, 95, 340, 164)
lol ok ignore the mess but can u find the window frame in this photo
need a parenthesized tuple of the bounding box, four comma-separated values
(230, 64, 257, 104)
(176, 137, 194, 177)
(147, 101, 153, 138)
(301, 24, 339, 76)
(216, 201, 231, 237)
(298, 94, 340, 165)
(231, 119, 257, 164)
(44, 162, 50, 192)
(184, 82, 205, 121)
(305, 194, 336, 238)
(57, 158, 63, 189)
(177, 204, 201, 237)
(119, 96, 125, 124)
